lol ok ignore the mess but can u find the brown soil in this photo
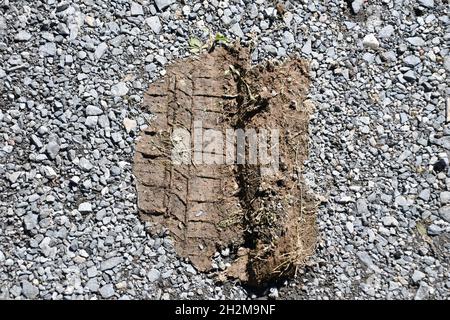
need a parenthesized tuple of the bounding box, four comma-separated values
(133, 45, 317, 286)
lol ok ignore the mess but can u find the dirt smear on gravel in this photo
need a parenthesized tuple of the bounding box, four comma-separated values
(133, 45, 317, 286)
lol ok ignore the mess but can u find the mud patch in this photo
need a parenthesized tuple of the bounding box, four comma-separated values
(133, 45, 317, 285)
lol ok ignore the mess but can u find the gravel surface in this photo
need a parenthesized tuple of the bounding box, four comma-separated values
(0, 0, 449, 300)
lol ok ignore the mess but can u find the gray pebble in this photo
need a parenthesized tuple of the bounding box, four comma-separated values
(230, 23, 244, 39)
(111, 82, 129, 97)
(352, 0, 364, 14)
(412, 270, 425, 283)
(404, 55, 421, 67)
(101, 257, 124, 271)
(15, 31, 32, 42)
(95, 43, 108, 60)
(382, 216, 398, 227)
(146, 16, 162, 34)
(440, 192, 450, 204)
(46, 141, 60, 160)
(147, 269, 161, 282)
(79, 158, 93, 171)
(428, 224, 442, 236)
(130, 2, 144, 16)
(39, 42, 57, 57)
(378, 25, 394, 38)
(438, 206, 450, 222)
(154, 0, 175, 11)
(418, 0, 434, 8)
(406, 37, 425, 47)
(362, 34, 379, 50)
(22, 281, 39, 299)
(85, 105, 103, 116)
(78, 202, 92, 213)
(99, 284, 115, 299)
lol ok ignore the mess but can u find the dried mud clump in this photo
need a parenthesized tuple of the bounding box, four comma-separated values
(133, 45, 317, 286)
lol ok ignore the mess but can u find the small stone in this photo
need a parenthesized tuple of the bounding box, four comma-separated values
(123, 118, 137, 133)
(56, 2, 70, 12)
(221, 248, 230, 257)
(381, 51, 397, 62)
(85, 16, 96, 27)
(22, 281, 39, 299)
(87, 266, 98, 278)
(78, 51, 87, 59)
(382, 216, 398, 227)
(39, 42, 57, 57)
(79, 157, 93, 171)
(412, 270, 425, 283)
(362, 34, 379, 50)
(444, 56, 450, 72)
(85, 116, 98, 127)
(78, 202, 92, 213)
(337, 196, 354, 203)
(404, 55, 421, 67)
(23, 214, 38, 232)
(440, 191, 450, 204)
(101, 257, 124, 271)
(264, 45, 277, 56)
(154, 0, 175, 11)
(111, 132, 123, 143)
(85, 278, 99, 292)
(428, 224, 442, 236)
(28, 194, 40, 202)
(186, 265, 197, 275)
(406, 37, 425, 47)
(7, 55, 22, 65)
(161, 292, 170, 300)
(356, 198, 369, 216)
(230, 23, 244, 38)
(57, 23, 70, 36)
(403, 70, 416, 82)
(268, 287, 279, 299)
(130, 2, 144, 15)
(98, 115, 110, 128)
(111, 82, 129, 97)
(438, 206, 450, 223)
(43, 166, 57, 179)
(356, 251, 381, 273)
(146, 16, 162, 34)
(301, 39, 312, 54)
(85, 105, 103, 116)
(418, 189, 430, 201)
(147, 269, 160, 282)
(94, 42, 108, 60)
(65, 55, 73, 65)
(15, 31, 32, 41)
(116, 281, 127, 290)
(352, 0, 364, 14)
(7, 172, 21, 183)
(99, 284, 115, 299)
(346, 221, 354, 233)
(46, 141, 60, 159)
(282, 31, 295, 45)
(418, 0, 434, 8)
(182, 5, 191, 16)
(110, 166, 121, 176)
(414, 283, 430, 300)
(378, 25, 394, 38)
